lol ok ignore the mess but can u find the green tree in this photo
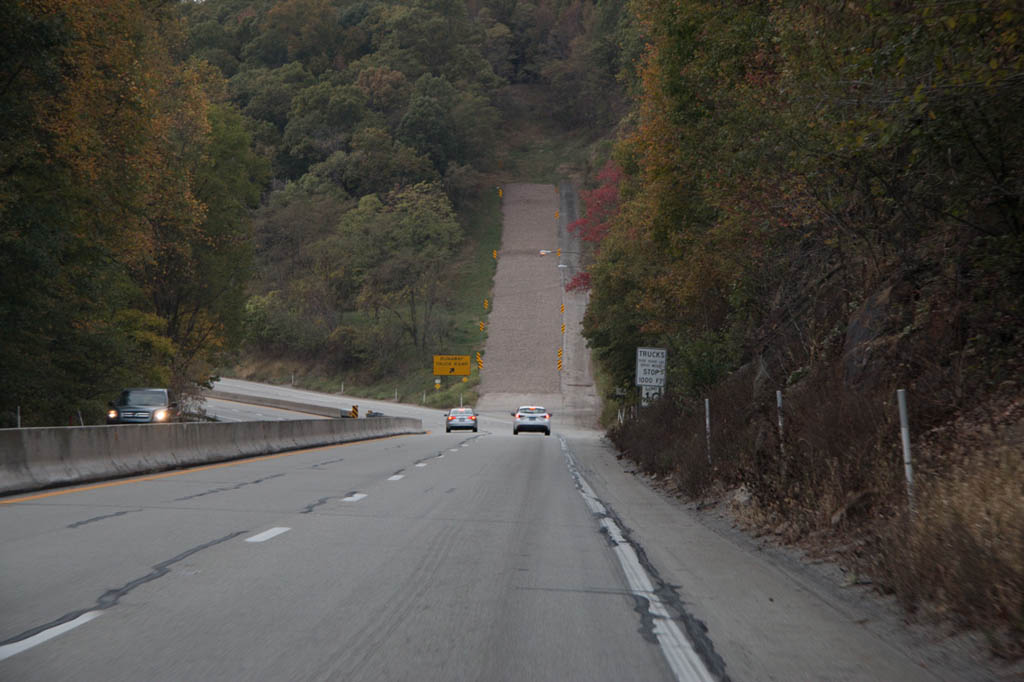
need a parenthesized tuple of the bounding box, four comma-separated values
(303, 126, 437, 197)
(335, 183, 463, 349)
(282, 81, 368, 169)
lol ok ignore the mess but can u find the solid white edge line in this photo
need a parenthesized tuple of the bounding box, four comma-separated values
(561, 439, 715, 682)
(0, 611, 102, 662)
(245, 527, 291, 543)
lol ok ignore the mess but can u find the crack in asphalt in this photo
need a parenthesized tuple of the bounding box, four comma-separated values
(562, 439, 730, 682)
(613, 506, 729, 680)
(0, 531, 245, 647)
(631, 594, 661, 645)
(172, 473, 286, 501)
(300, 497, 335, 514)
(67, 508, 143, 529)
(308, 457, 345, 469)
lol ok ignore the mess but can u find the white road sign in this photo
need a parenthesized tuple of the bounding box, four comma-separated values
(641, 385, 663, 406)
(636, 347, 667, 387)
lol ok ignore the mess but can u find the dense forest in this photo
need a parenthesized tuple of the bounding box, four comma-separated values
(571, 0, 1023, 652)
(2, 1, 270, 424)
(1, 0, 625, 423)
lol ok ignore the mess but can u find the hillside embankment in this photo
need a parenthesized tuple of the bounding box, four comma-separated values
(608, 234, 1024, 657)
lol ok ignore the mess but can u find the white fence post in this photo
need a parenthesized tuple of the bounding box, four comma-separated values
(897, 389, 914, 513)
(705, 398, 712, 464)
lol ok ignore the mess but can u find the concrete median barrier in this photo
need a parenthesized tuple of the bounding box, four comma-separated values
(0, 417, 423, 496)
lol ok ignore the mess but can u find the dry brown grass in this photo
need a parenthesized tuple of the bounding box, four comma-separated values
(609, 368, 1024, 655)
(877, 400, 1024, 656)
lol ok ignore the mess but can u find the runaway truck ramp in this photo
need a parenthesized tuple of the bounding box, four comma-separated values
(476, 182, 600, 429)
(479, 183, 563, 401)
(0, 417, 423, 496)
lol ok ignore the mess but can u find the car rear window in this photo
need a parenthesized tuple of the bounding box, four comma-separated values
(519, 407, 546, 414)
(451, 408, 473, 415)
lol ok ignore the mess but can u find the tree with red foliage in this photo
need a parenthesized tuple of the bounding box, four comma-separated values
(569, 160, 622, 243)
(566, 160, 621, 292)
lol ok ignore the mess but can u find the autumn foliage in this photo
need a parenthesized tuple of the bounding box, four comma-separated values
(568, 160, 622, 243)
(581, 0, 1024, 649)
(1, 1, 266, 424)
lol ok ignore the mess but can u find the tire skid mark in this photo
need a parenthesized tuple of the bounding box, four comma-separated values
(0, 531, 245, 649)
(314, 523, 462, 679)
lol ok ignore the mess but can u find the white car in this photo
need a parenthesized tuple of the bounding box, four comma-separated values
(446, 407, 478, 432)
(511, 406, 551, 436)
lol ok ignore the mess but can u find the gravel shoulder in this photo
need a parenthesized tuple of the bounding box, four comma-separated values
(477, 183, 567, 416)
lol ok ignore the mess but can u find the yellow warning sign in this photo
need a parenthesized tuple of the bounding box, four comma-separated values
(433, 355, 471, 376)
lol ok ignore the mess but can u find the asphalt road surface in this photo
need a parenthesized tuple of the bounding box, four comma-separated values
(0, 423, 998, 681)
(203, 397, 330, 422)
(0, 183, 1007, 681)
(1, 429, 685, 681)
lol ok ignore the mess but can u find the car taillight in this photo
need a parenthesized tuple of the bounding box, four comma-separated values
(447, 416, 455, 420)
(470, 415, 476, 420)
(545, 414, 550, 419)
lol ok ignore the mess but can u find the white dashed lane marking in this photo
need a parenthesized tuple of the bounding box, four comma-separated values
(342, 493, 367, 502)
(388, 474, 404, 481)
(245, 527, 291, 543)
(0, 611, 101, 662)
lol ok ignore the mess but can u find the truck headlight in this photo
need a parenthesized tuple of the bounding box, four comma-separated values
(153, 409, 168, 422)
(107, 410, 118, 420)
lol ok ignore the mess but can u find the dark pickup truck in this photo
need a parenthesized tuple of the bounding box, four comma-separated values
(106, 388, 178, 424)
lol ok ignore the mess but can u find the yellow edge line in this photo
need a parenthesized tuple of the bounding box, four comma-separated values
(1, 432, 420, 505)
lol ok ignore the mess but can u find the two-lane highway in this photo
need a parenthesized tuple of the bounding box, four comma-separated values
(1, 426, 692, 681)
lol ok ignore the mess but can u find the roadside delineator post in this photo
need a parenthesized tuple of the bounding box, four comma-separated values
(705, 398, 712, 465)
(897, 389, 914, 513)
(776, 390, 785, 457)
